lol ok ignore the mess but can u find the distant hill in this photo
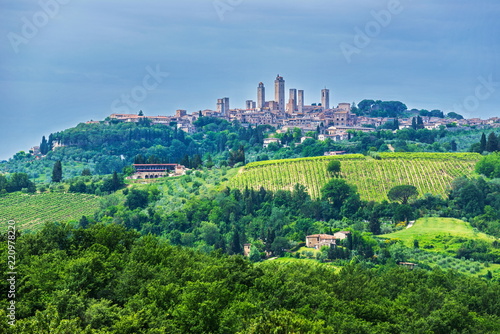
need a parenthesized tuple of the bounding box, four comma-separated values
(229, 153, 481, 201)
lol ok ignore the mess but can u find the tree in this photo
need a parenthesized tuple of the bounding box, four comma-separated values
(393, 118, 400, 130)
(47, 133, 54, 151)
(486, 132, 499, 152)
(228, 145, 245, 166)
(229, 229, 242, 255)
(271, 237, 290, 257)
(321, 178, 356, 210)
(205, 154, 214, 168)
(40, 136, 49, 155)
(447, 112, 464, 120)
(326, 160, 341, 177)
(191, 154, 202, 169)
(416, 116, 424, 130)
(411, 117, 417, 130)
(480, 133, 487, 152)
(125, 189, 149, 210)
(52, 160, 63, 182)
(476, 152, 500, 178)
(450, 140, 457, 152)
(368, 217, 381, 235)
(81, 168, 92, 176)
(7, 173, 36, 193)
(249, 245, 261, 262)
(387, 185, 418, 204)
(138, 110, 144, 116)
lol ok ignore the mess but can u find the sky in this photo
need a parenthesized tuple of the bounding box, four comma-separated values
(1, 0, 499, 160)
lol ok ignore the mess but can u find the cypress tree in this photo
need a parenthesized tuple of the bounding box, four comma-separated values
(479, 133, 487, 152)
(486, 132, 499, 152)
(393, 118, 400, 130)
(47, 134, 54, 151)
(450, 140, 458, 152)
(52, 160, 63, 182)
(40, 136, 49, 155)
(416, 116, 424, 129)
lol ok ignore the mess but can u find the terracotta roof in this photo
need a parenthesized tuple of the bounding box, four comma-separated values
(306, 234, 336, 239)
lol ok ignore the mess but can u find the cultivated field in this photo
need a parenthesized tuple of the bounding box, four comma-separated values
(0, 192, 100, 232)
(230, 153, 480, 201)
(379, 217, 496, 253)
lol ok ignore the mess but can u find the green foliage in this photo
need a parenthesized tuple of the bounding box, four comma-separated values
(3, 173, 36, 193)
(3, 223, 500, 333)
(321, 178, 357, 210)
(387, 185, 419, 205)
(326, 159, 341, 176)
(476, 152, 500, 178)
(52, 160, 63, 182)
(125, 188, 149, 210)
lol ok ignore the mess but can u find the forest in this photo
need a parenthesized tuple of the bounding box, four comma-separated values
(1, 222, 500, 333)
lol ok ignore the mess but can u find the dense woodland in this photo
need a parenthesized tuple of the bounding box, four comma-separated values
(2, 116, 500, 332)
(1, 223, 500, 333)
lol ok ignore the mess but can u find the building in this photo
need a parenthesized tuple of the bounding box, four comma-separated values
(176, 109, 187, 118)
(333, 231, 351, 240)
(328, 126, 373, 134)
(243, 244, 252, 257)
(257, 82, 265, 110)
(263, 137, 280, 148)
(297, 90, 304, 113)
(287, 88, 297, 114)
(321, 88, 330, 110)
(306, 234, 337, 249)
(217, 97, 230, 117)
(274, 74, 285, 112)
(129, 164, 186, 179)
(246, 100, 256, 110)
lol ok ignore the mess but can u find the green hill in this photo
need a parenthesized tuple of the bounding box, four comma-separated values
(229, 153, 480, 201)
(0, 192, 100, 232)
(379, 217, 496, 252)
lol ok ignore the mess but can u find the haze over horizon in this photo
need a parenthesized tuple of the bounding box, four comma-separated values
(1, 0, 499, 160)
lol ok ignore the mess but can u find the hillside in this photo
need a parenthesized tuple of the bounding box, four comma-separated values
(379, 217, 496, 252)
(378, 217, 500, 275)
(229, 153, 481, 201)
(0, 192, 100, 232)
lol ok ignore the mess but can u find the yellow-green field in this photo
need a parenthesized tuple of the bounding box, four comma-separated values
(230, 153, 480, 201)
(0, 192, 100, 232)
(378, 217, 496, 253)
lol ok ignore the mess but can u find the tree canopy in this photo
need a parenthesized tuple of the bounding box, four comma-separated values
(387, 185, 418, 204)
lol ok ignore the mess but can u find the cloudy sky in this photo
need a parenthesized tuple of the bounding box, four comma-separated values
(1, 0, 499, 159)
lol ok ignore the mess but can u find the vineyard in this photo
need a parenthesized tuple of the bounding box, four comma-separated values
(0, 192, 100, 232)
(230, 153, 481, 202)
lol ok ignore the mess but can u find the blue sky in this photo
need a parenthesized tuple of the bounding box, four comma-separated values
(1, 0, 499, 160)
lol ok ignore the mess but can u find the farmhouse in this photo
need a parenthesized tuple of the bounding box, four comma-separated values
(306, 234, 337, 249)
(128, 164, 186, 179)
(333, 231, 351, 240)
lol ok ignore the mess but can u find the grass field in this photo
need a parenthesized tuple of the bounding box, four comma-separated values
(258, 257, 341, 273)
(0, 192, 100, 232)
(230, 153, 480, 201)
(378, 217, 496, 253)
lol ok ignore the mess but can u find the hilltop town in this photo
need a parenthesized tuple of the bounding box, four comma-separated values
(105, 74, 500, 142)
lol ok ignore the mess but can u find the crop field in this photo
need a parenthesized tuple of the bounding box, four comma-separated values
(230, 153, 480, 201)
(0, 192, 100, 232)
(379, 217, 497, 253)
(379, 217, 500, 276)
